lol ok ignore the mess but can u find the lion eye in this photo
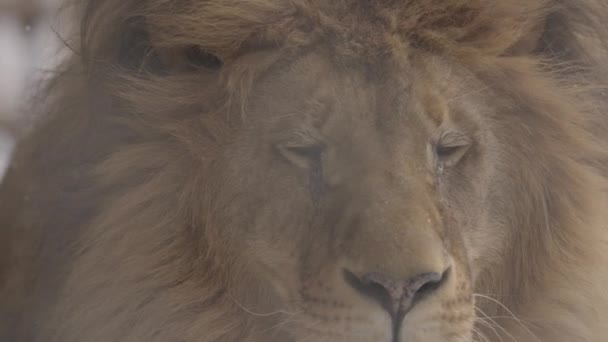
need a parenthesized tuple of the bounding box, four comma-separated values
(280, 144, 324, 169)
(280, 143, 326, 202)
(432, 133, 472, 168)
(185, 46, 223, 70)
(436, 145, 465, 159)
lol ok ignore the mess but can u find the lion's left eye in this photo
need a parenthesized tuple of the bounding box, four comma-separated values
(432, 132, 472, 168)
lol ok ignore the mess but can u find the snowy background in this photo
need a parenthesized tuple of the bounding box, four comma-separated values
(0, 0, 66, 181)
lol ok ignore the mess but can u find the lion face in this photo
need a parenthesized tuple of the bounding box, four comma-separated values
(204, 50, 512, 341)
(6, 1, 607, 342)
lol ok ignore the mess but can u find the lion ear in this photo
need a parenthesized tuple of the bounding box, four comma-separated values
(504, 7, 587, 60)
(114, 17, 165, 72)
(444, 1, 559, 58)
(506, 19, 547, 56)
(114, 18, 224, 74)
(153, 44, 224, 73)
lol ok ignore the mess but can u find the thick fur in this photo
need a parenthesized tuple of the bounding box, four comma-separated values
(1, 1, 608, 342)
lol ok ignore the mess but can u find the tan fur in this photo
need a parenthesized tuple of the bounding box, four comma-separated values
(1, 1, 608, 341)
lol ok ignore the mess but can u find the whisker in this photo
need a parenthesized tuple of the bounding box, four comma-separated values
(475, 321, 504, 342)
(475, 306, 514, 342)
(473, 294, 542, 342)
(229, 294, 301, 317)
(472, 326, 491, 342)
(482, 315, 545, 326)
(260, 313, 305, 335)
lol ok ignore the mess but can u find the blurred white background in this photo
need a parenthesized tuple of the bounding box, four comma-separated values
(0, 0, 66, 181)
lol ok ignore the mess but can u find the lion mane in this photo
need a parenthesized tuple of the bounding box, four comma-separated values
(1, 1, 608, 342)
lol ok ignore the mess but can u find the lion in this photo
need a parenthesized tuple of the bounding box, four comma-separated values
(1, 0, 608, 341)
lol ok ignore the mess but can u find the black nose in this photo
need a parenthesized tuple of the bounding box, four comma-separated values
(344, 269, 447, 318)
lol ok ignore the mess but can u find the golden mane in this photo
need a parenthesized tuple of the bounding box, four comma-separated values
(1, 1, 608, 341)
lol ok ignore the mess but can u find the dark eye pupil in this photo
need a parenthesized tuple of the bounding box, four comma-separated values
(186, 46, 223, 70)
(286, 145, 323, 161)
(436, 145, 461, 158)
(285, 145, 324, 202)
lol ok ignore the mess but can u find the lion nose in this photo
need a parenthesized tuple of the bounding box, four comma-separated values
(343, 269, 447, 318)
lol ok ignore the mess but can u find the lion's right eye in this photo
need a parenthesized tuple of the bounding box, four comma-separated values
(279, 143, 326, 202)
(279, 144, 324, 169)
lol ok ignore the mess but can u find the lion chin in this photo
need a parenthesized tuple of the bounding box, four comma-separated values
(1, 1, 608, 342)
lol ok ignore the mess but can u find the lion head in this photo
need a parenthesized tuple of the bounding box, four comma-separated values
(1, 1, 608, 342)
